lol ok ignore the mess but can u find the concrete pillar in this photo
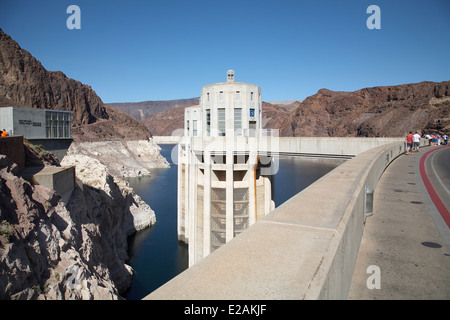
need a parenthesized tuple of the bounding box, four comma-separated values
(203, 149, 211, 257)
(264, 175, 272, 215)
(184, 143, 190, 244)
(226, 148, 234, 242)
(248, 149, 257, 226)
(188, 143, 198, 266)
(177, 144, 184, 240)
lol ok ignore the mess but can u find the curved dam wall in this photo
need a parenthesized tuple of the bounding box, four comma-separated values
(153, 136, 404, 158)
(144, 139, 421, 299)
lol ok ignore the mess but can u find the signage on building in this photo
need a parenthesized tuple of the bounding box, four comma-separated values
(18, 119, 42, 127)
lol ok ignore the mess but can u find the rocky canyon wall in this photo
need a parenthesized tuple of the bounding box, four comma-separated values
(0, 153, 156, 299)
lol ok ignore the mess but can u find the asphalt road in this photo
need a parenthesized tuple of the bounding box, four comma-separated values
(423, 145, 450, 230)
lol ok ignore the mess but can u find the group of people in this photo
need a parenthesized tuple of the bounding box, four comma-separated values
(405, 131, 422, 154)
(424, 133, 448, 146)
(405, 131, 448, 154)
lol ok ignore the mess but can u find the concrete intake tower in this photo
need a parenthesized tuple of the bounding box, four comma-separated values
(178, 70, 278, 266)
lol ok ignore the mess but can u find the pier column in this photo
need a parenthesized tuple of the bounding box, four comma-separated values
(184, 142, 190, 243)
(203, 149, 211, 257)
(248, 143, 258, 226)
(188, 143, 198, 266)
(226, 148, 234, 242)
(177, 143, 183, 240)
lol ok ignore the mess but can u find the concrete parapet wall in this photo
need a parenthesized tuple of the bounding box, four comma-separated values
(277, 137, 404, 158)
(24, 166, 76, 200)
(145, 141, 410, 300)
(28, 138, 73, 161)
(153, 136, 182, 145)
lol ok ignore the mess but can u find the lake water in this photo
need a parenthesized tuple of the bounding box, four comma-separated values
(124, 145, 340, 300)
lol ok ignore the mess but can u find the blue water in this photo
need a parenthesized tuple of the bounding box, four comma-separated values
(124, 145, 339, 299)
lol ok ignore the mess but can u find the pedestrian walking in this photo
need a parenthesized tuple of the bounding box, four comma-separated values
(406, 131, 414, 154)
(413, 131, 421, 152)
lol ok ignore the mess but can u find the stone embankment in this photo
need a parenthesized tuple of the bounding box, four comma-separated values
(65, 139, 169, 177)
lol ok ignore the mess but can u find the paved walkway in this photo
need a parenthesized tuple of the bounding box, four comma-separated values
(348, 145, 450, 299)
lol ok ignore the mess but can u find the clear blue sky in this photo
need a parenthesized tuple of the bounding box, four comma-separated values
(1, 0, 449, 103)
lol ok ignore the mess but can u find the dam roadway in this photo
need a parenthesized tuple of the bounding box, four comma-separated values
(349, 145, 450, 299)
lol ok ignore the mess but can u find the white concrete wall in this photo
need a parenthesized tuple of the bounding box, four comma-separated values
(144, 141, 412, 300)
(0, 107, 14, 135)
(184, 106, 201, 137)
(200, 82, 262, 137)
(153, 136, 183, 144)
(154, 136, 405, 157)
(13, 107, 47, 139)
(0, 107, 46, 138)
(0, 107, 73, 139)
(277, 137, 405, 157)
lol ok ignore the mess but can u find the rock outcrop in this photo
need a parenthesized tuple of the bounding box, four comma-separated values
(108, 98, 200, 121)
(64, 139, 170, 178)
(0, 153, 156, 300)
(143, 105, 192, 136)
(279, 81, 450, 137)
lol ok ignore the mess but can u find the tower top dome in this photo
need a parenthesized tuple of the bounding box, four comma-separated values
(226, 70, 235, 82)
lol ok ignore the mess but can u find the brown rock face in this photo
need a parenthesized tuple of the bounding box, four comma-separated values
(108, 98, 200, 120)
(261, 102, 292, 130)
(0, 28, 151, 141)
(143, 104, 193, 136)
(71, 106, 152, 142)
(279, 81, 450, 137)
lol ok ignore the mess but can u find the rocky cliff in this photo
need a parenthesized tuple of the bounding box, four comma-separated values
(108, 98, 200, 121)
(279, 81, 450, 137)
(64, 139, 170, 178)
(143, 105, 193, 136)
(0, 153, 156, 300)
(0, 28, 151, 141)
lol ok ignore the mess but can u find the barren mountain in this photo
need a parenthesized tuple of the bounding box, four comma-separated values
(280, 81, 450, 137)
(0, 28, 151, 142)
(261, 102, 292, 130)
(70, 105, 153, 142)
(143, 104, 194, 136)
(108, 98, 200, 121)
(268, 100, 302, 112)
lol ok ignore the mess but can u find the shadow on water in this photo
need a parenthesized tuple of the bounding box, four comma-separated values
(124, 145, 341, 299)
